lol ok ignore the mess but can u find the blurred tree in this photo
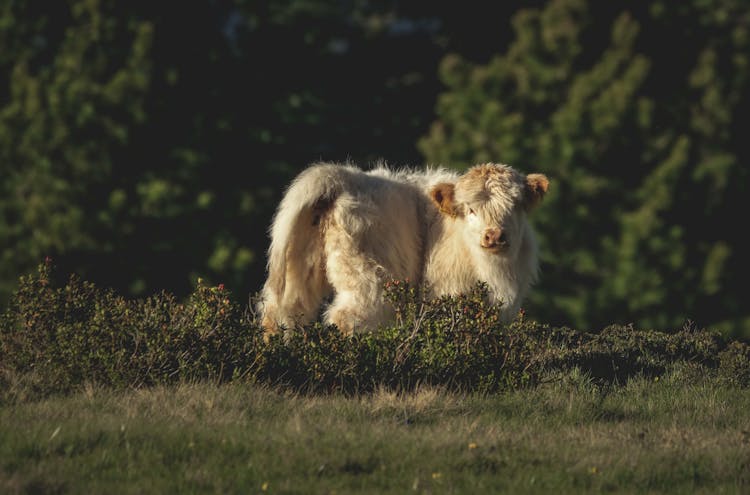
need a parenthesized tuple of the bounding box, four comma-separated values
(0, 0, 153, 301)
(0, 0, 533, 304)
(420, 0, 750, 336)
(10, 0, 745, 338)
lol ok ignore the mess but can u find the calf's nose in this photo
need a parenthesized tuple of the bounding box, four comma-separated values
(481, 227, 507, 249)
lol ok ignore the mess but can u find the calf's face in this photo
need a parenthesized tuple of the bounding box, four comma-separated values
(430, 163, 548, 256)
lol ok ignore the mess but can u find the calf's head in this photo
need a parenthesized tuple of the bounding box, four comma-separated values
(430, 163, 548, 256)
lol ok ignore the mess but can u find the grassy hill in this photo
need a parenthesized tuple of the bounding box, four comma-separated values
(1, 263, 749, 493)
(2, 377, 749, 494)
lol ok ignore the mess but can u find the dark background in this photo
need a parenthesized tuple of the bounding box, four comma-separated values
(1, 0, 748, 337)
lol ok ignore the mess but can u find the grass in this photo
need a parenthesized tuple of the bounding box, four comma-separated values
(2, 368, 749, 494)
(2, 264, 750, 493)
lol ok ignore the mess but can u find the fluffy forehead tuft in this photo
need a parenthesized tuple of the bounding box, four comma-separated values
(455, 163, 526, 216)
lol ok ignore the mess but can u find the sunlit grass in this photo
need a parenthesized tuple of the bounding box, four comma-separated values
(2, 370, 749, 494)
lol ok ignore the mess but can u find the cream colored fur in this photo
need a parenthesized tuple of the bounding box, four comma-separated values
(260, 162, 548, 338)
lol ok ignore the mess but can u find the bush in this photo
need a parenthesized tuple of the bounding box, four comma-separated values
(533, 322, 728, 383)
(1, 262, 749, 399)
(0, 260, 263, 394)
(719, 341, 750, 387)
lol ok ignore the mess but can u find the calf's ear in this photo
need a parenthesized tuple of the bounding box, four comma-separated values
(525, 173, 549, 210)
(430, 182, 459, 217)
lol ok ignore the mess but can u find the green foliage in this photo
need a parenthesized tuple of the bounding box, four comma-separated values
(420, 0, 750, 337)
(534, 323, 726, 384)
(2, 264, 749, 400)
(0, 260, 262, 395)
(0, 0, 153, 301)
(2, 0, 519, 306)
(719, 340, 750, 387)
(3, 1, 745, 341)
(260, 281, 540, 393)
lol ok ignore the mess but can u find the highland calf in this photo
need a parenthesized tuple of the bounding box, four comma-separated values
(259, 162, 549, 339)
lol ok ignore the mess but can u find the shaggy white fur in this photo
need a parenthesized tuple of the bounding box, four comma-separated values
(260, 162, 548, 338)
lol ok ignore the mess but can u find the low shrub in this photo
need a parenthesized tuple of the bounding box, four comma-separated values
(0, 260, 263, 393)
(1, 261, 749, 398)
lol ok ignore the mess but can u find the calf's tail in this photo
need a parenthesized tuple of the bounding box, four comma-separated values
(259, 164, 348, 335)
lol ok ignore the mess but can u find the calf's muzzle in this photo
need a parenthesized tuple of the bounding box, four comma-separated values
(481, 227, 508, 250)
